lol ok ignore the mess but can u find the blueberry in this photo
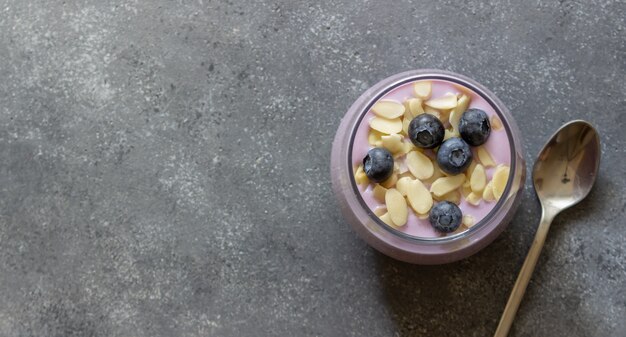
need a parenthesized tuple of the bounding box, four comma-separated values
(436, 137, 473, 175)
(458, 108, 491, 146)
(429, 201, 462, 233)
(408, 114, 445, 149)
(363, 147, 394, 183)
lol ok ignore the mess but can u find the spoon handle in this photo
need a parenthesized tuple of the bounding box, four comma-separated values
(494, 208, 556, 337)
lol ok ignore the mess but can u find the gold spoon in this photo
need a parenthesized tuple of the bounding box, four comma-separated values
(494, 120, 601, 337)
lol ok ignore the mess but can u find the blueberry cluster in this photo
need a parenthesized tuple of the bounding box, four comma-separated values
(419, 108, 491, 232)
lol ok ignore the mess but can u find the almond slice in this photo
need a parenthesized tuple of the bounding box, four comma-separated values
(452, 94, 470, 115)
(374, 140, 383, 147)
(470, 164, 487, 193)
(372, 100, 405, 119)
(444, 129, 459, 141)
(368, 130, 384, 146)
(477, 146, 496, 167)
(401, 116, 411, 136)
(491, 115, 503, 131)
(466, 192, 481, 206)
(461, 180, 472, 198)
(406, 179, 433, 214)
(379, 212, 396, 227)
(380, 172, 398, 188)
(406, 151, 434, 180)
(396, 176, 413, 196)
(492, 165, 510, 200)
(402, 140, 417, 154)
(369, 117, 403, 134)
(406, 98, 424, 118)
(417, 213, 429, 220)
(449, 108, 463, 131)
(374, 206, 387, 217)
(425, 93, 457, 110)
(381, 134, 404, 153)
(433, 189, 461, 205)
(354, 165, 368, 185)
(482, 180, 495, 201)
(466, 160, 478, 179)
(385, 188, 408, 226)
(372, 184, 387, 202)
(439, 109, 450, 124)
(422, 161, 445, 185)
(424, 106, 441, 120)
(462, 214, 475, 227)
(430, 174, 465, 197)
(413, 81, 432, 99)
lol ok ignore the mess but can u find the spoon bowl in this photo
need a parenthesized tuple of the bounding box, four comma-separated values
(533, 120, 601, 211)
(495, 120, 600, 337)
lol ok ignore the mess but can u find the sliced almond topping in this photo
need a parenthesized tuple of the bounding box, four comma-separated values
(402, 141, 417, 155)
(433, 189, 461, 205)
(374, 140, 383, 147)
(413, 81, 432, 99)
(482, 180, 495, 201)
(399, 170, 416, 178)
(424, 107, 441, 120)
(372, 184, 387, 202)
(466, 192, 481, 206)
(470, 164, 487, 193)
(369, 117, 403, 134)
(439, 109, 450, 124)
(401, 116, 411, 136)
(385, 188, 408, 226)
(354, 165, 369, 185)
(396, 176, 413, 196)
(374, 206, 387, 217)
(477, 146, 496, 167)
(466, 160, 478, 179)
(380, 173, 398, 189)
(461, 181, 472, 198)
(491, 115, 503, 131)
(422, 161, 445, 185)
(406, 179, 433, 214)
(492, 165, 510, 200)
(379, 212, 396, 227)
(372, 100, 405, 119)
(417, 213, 429, 220)
(425, 93, 457, 110)
(444, 128, 458, 141)
(462, 214, 475, 227)
(406, 151, 434, 180)
(406, 98, 424, 117)
(452, 94, 470, 115)
(424, 105, 441, 116)
(368, 130, 383, 146)
(430, 174, 465, 197)
(381, 134, 404, 153)
(448, 108, 463, 131)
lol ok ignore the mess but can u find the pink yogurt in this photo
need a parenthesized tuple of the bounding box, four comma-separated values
(351, 79, 511, 238)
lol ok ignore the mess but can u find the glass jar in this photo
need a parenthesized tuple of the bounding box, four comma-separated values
(330, 69, 525, 264)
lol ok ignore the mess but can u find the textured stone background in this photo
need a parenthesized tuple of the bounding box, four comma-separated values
(0, 0, 624, 336)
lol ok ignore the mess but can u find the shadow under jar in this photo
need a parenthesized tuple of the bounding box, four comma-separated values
(331, 69, 525, 264)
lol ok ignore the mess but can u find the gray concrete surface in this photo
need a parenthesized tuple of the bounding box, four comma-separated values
(0, 0, 624, 336)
